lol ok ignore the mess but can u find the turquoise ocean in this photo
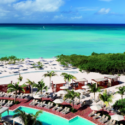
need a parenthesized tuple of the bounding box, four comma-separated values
(0, 24, 125, 58)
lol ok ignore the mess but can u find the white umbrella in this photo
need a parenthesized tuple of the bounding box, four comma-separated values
(56, 90, 67, 95)
(60, 86, 69, 89)
(47, 89, 53, 93)
(90, 105, 102, 111)
(75, 89, 85, 93)
(53, 99, 64, 104)
(111, 114, 124, 121)
(82, 86, 89, 89)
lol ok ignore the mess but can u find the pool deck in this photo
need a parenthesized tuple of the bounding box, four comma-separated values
(0, 97, 112, 125)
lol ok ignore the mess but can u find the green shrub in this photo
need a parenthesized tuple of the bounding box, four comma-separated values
(113, 99, 125, 115)
(57, 52, 125, 74)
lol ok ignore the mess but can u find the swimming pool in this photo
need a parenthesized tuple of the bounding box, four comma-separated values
(2, 106, 95, 125)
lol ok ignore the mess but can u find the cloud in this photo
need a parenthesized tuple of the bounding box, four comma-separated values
(99, 0, 112, 2)
(53, 14, 65, 19)
(0, 8, 10, 16)
(71, 16, 82, 20)
(97, 8, 110, 14)
(77, 7, 97, 11)
(13, 0, 64, 13)
(0, 0, 16, 4)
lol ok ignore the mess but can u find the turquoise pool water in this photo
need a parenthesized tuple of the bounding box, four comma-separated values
(2, 106, 95, 125)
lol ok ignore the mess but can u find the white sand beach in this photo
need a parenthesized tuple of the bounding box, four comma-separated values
(0, 58, 125, 105)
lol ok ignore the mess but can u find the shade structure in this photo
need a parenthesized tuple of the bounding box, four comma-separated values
(82, 86, 89, 89)
(13, 116, 24, 125)
(60, 86, 69, 89)
(75, 89, 85, 93)
(111, 114, 124, 121)
(0, 107, 9, 115)
(56, 90, 67, 95)
(90, 105, 102, 111)
(53, 99, 64, 104)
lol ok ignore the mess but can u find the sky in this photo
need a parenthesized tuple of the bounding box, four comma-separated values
(0, 0, 124, 23)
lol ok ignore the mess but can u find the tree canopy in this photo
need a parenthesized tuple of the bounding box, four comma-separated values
(56, 52, 125, 74)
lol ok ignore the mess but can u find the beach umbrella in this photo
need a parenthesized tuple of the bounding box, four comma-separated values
(8, 67, 14, 70)
(56, 90, 67, 95)
(26, 63, 31, 65)
(17, 65, 23, 68)
(82, 86, 89, 89)
(60, 86, 69, 89)
(53, 99, 64, 104)
(75, 89, 85, 93)
(90, 105, 102, 111)
(111, 114, 124, 121)
(13, 116, 24, 125)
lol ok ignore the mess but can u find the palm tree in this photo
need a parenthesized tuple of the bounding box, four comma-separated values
(26, 79, 35, 96)
(33, 80, 48, 95)
(61, 73, 77, 86)
(7, 82, 26, 102)
(18, 75, 23, 82)
(99, 90, 113, 108)
(64, 90, 80, 108)
(116, 86, 125, 99)
(43, 71, 57, 88)
(87, 83, 101, 100)
(13, 109, 42, 125)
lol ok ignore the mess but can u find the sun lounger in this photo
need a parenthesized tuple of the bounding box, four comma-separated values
(1, 100, 6, 106)
(101, 116, 108, 123)
(37, 102, 43, 107)
(105, 119, 113, 125)
(4, 101, 11, 106)
(52, 104, 58, 110)
(47, 103, 53, 109)
(88, 111, 95, 117)
(41, 101, 46, 107)
(56, 107, 63, 112)
(64, 108, 70, 114)
(93, 113, 100, 119)
(45, 102, 51, 108)
(98, 115, 105, 122)
(20, 94, 26, 99)
(74, 100, 80, 105)
(61, 107, 67, 114)
(29, 99, 35, 105)
(111, 120, 116, 125)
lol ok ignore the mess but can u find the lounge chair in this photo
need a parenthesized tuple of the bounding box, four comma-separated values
(111, 120, 116, 125)
(40, 101, 46, 107)
(93, 113, 100, 119)
(74, 99, 80, 105)
(1, 100, 6, 106)
(47, 103, 53, 109)
(88, 111, 95, 117)
(5, 101, 13, 107)
(56, 107, 63, 112)
(20, 94, 26, 99)
(29, 99, 35, 105)
(4, 101, 11, 106)
(61, 107, 67, 114)
(105, 119, 113, 125)
(45, 102, 51, 108)
(37, 102, 43, 107)
(101, 116, 108, 123)
(63, 108, 70, 114)
(98, 115, 105, 122)
(52, 104, 58, 110)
